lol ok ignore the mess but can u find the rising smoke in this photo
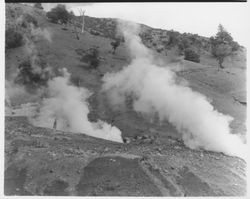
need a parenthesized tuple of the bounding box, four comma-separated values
(102, 21, 247, 159)
(23, 23, 53, 78)
(12, 20, 54, 93)
(6, 13, 122, 143)
(30, 68, 123, 143)
(6, 22, 53, 113)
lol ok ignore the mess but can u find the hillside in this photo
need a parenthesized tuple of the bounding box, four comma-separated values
(4, 3, 247, 196)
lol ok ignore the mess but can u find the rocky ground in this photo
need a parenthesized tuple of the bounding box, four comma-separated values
(5, 116, 246, 196)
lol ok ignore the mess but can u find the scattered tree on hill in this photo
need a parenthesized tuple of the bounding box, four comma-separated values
(210, 24, 240, 70)
(34, 3, 43, 10)
(211, 43, 232, 69)
(110, 39, 121, 54)
(46, 4, 70, 24)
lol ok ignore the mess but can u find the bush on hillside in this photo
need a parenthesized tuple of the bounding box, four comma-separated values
(5, 28, 24, 49)
(23, 14, 38, 27)
(231, 41, 240, 52)
(178, 37, 191, 52)
(80, 48, 100, 69)
(34, 3, 43, 10)
(15, 59, 51, 88)
(156, 45, 164, 53)
(167, 30, 181, 47)
(46, 4, 70, 24)
(110, 39, 121, 54)
(90, 29, 101, 36)
(184, 48, 200, 63)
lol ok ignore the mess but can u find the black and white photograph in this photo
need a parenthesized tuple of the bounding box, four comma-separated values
(1, 1, 249, 197)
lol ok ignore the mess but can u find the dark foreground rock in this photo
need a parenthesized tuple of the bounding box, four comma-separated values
(4, 116, 246, 196)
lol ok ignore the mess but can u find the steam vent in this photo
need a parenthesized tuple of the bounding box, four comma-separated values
(4, 3, 247, 197)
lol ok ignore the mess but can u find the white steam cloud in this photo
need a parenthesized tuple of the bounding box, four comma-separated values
(102, 21, 247, 159)
(31, 68, 123, 143)
(5, 81, 26, 107)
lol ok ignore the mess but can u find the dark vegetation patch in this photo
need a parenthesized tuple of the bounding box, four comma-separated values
(33, 3, 43, 10)
(23, 13, 38, 27)
(5, 28, 24, 49)
(184, 48, 200, 63)
(110, 39, 121, 54)
(76, 156, 162, 196)
(75, 48, 100, 69)
(14, 58, 52, 90)
(90, 29, 102, 36)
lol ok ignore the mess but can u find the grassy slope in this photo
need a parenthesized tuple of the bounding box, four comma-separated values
(5, 3, 246, 139)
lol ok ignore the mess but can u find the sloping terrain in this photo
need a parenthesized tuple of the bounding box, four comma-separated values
(5, 117, 246, 196)
(4, 3, 247, 196)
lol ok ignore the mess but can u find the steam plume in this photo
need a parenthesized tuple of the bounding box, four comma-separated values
(31, 68, 123, 143)
(102, 21, 246, 159)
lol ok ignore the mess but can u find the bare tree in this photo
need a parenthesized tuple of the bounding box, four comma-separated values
(79, 9, 86, 34)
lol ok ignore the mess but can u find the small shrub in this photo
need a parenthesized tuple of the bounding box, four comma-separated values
(110, 39, 120, 54)
(156, 45, 164, 53)
(34, 3, 43, 10)
(90, 29, 101, 36)
(5, 28, 24, 49)
(80, 48, 100, 69)
(152, 42, 157, 46)
(75, 48, 86, 56)
(231, 41, 240, 52)
(167, 31, 181, 47)
(184, 48, 200, 63)
(178, 37, 191, 52)
(15, 58, 51, 88)
(23, 14, 38, 27)
(70, 76, 82, 87)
